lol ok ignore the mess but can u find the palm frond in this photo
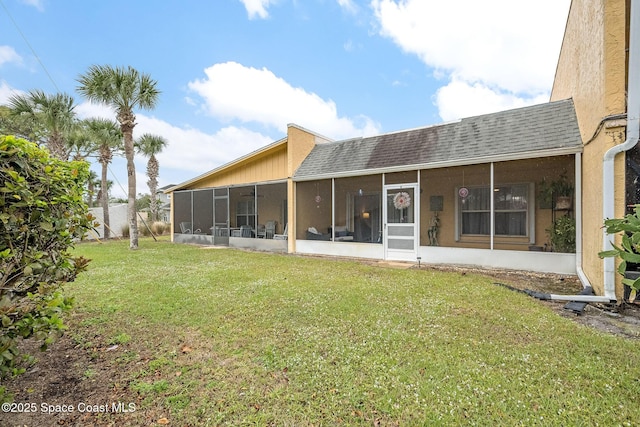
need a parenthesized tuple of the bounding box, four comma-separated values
(135, 133, 167, 157)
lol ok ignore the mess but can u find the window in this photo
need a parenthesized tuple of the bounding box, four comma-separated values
(460, 184, 529, 236)
(236, 199, 255, 227)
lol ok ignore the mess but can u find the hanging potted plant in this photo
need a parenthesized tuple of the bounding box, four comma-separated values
(539, 173, 574, 210)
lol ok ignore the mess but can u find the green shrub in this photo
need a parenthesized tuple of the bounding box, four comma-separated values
(546, 215, 576, 253)
(0, 135, 94, 377)
(599, 204, 640, 290)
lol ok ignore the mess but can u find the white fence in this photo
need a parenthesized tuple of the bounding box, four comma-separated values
(87, 204, 128, 240)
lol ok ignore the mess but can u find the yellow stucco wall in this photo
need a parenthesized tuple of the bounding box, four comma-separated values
(551, 0, 627, 296)
(287, 125, 329, 176)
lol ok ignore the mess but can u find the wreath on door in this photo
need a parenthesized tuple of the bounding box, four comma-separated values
(393, 191, 411, 210)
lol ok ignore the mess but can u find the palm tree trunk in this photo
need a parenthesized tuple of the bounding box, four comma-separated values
(87, 181, 95, 208)
(147, 155, 159, 222)
(48, 131, 68, 161)
(120, 113, 138, 249)
(100, 161, 111, 239)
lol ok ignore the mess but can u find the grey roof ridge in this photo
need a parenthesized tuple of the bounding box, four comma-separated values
(318, 98, 574, 147)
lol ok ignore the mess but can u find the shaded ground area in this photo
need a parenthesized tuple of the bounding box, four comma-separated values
(1, 334, 142, 427)
(2, 261, 640, 427)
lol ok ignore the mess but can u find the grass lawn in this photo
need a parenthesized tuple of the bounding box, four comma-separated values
(14, 238, 640, 425)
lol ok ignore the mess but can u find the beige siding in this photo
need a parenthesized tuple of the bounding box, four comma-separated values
(189, 147, 288, 189)
(551, 0, 627, 297)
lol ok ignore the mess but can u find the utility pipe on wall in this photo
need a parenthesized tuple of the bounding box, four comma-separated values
(602, 0, 640, 301)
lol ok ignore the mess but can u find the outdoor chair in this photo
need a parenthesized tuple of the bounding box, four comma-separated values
(179, 222, 201, 234)
(240, 225, 252, 238)
(273, 223, 288, 240)
(265, 220, 277, 239)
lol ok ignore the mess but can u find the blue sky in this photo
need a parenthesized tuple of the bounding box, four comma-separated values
(0, 0, 570, 198)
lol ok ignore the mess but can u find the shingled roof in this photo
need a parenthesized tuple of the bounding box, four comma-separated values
(294, 99, 582, 180)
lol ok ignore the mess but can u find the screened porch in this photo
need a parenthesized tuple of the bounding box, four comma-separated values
(294, 156, 578, 274)
(172, 182, 288, 251)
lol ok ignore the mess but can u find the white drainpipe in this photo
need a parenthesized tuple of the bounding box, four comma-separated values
(542, 0, 640, 304)
(601, 0, 640, 301)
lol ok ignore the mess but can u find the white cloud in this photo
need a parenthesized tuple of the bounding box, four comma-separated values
(188, 61, 381, 140)
(75, 100, 275, 192)
(371, 0, 570, 120)
(0, 81, 24, 105)
(74, 100, 115, 120)
(435, 79, 549, 122)
(337, 0, 358, 14)
(20, 0, 44, 11)
(0, 46, 23, 67)
(239, 0, 272, 19)
(135, 115, 274, 174)
(343, 39, 363, 52)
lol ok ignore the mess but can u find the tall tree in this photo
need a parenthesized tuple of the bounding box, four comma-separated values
(95, 179, 114, 205)
(66, 120, 95, 161)
(7, 90, 76, 160)
(86, 170, 100, 208)
(87, 118, 123, 238)
(136, 133, 167, 222)
(77, 65, 160, 249)
(0, 105, 34, 139)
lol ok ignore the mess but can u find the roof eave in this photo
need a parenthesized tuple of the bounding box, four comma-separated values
(165, 137, 287, 193)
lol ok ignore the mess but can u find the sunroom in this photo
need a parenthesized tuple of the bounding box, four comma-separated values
(292, 99, 583, 274)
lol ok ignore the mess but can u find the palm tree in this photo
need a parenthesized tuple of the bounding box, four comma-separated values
(67, 120, 95, 161)
(0, 105, 34, 139)
(96, 179, 114, 205)
(86, 118, 123, 239)
(77, 65, 160, 249)
(7, 90, 76, 160)
(86, 170, 100, 208)
(136, 133, 168, 222)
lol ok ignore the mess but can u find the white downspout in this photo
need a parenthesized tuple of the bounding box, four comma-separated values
(574, 152, 592, 289)
(602, 0, 640, 301)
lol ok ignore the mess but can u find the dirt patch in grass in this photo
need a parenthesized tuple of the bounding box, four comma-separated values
(2, 260, 640, 427)
(1, 333, 143, 426)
